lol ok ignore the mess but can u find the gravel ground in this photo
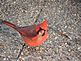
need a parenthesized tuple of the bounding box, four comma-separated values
(0, 0, 81, 61)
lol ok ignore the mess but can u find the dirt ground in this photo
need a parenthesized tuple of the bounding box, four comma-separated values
(0, 0, 81, 61)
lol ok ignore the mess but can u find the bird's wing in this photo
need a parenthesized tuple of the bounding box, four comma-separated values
(17, 24, 37, 37)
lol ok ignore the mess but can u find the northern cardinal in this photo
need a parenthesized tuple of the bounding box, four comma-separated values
(0, 19, 48, 46)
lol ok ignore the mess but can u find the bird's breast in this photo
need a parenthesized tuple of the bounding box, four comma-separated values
(22, 31, 48, 46)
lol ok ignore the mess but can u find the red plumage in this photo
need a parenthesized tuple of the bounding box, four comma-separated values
(1, 19, 48, 46)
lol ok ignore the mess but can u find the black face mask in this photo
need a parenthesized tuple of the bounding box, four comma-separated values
(36, 27, 46, 36)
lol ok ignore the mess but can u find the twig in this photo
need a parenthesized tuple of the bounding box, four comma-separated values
(34, 9, 42, 23)
(49, 27, 71, 39)
(57, 31, 70, 39)
(16, 43, 25, 61)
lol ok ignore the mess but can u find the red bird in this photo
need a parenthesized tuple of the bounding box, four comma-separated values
(0, 19, 48, 46)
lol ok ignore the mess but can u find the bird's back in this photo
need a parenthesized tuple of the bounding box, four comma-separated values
(17, 24, 37, 37)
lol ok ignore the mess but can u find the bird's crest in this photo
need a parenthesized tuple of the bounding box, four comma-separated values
(40, 19, 48, 30)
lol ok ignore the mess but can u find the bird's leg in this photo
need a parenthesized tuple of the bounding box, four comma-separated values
(16, 43, 26, 61)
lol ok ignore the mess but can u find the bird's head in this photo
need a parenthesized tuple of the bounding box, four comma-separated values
(40, 19, 48, 30)
(35, 19, 48, 32)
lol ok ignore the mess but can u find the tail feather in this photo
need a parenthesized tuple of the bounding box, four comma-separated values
(2, 21, 17, 30)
